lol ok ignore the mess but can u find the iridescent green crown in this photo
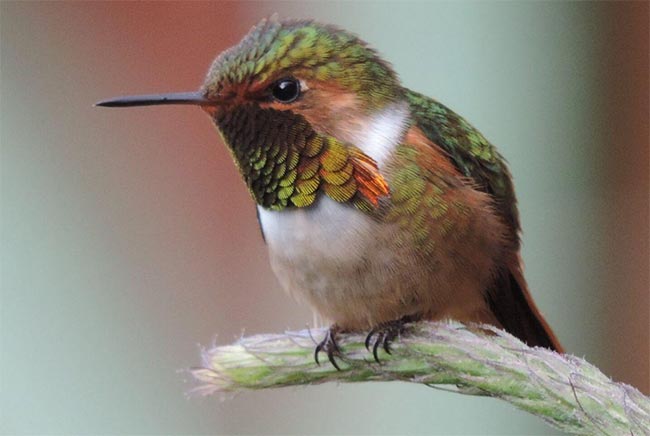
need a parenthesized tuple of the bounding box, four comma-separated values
(202, 15, 401, 109)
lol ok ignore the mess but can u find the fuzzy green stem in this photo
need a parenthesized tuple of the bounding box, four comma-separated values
(190, 321, 649, 435)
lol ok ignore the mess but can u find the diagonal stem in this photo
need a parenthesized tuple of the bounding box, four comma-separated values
(190, 321, 650, 436)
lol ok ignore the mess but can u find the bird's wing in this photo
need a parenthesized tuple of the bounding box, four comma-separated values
(405, 89, 563, 352)
(405, 89, 520, 237)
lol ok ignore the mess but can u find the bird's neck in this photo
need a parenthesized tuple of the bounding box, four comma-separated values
(214, 101, 408, 212)
(325, 101, 411, 170)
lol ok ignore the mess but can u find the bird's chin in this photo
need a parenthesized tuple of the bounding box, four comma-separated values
(201, 104, 223, 118)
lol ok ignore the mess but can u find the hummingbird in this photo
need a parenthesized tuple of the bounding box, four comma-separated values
(98, 15, 563, 367)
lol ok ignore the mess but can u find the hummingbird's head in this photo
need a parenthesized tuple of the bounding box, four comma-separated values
(200, 15, 402, 134)
(97, 15, 398, 210)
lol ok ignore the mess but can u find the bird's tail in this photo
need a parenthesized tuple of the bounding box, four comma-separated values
(486, 258, 564, 353)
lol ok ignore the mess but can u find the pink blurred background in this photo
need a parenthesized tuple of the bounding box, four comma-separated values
(2, 2, 648, 434)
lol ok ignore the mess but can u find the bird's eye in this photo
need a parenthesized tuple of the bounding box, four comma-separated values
(271, 78, 300, 103)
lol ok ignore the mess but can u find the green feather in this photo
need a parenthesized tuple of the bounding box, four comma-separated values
(405, 89, 520, 235)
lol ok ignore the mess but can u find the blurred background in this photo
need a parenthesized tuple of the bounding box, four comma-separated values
(1, 2, 648, 435)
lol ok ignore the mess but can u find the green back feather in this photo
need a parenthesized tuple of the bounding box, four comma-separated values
(405, 89, 520, 236)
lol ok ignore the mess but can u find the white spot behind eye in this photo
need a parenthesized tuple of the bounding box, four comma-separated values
(349, 102, 410, 168)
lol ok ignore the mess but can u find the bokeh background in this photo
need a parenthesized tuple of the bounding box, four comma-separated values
(2, 2, 648, 435)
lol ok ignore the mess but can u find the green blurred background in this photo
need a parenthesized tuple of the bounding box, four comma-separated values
(2, 2, 648, 435)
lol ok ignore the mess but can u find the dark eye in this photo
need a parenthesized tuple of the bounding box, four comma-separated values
(271, 78, 300, 103)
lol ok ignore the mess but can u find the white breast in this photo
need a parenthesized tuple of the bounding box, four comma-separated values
(257, 196, 376, 262)
(257, 196, 403, 328)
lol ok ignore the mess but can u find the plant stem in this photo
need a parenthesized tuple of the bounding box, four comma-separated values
(190, 321, 650, 435)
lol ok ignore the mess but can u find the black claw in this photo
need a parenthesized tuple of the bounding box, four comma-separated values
(365, 315, 418, 363)
(314, 326, 343, 370)
(372, 332, 384, 363)
(314, 343, 323, 366)
(364, 331, 373, 351)
(327, 347, 341, 371)
(365, 327, 378, 351)
(383, 333, 393, 355)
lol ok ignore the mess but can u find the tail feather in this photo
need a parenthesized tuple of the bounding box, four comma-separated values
(486, 261, 563, 353)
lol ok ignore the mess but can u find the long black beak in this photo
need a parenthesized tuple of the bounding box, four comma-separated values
(95, 91, 213, 108)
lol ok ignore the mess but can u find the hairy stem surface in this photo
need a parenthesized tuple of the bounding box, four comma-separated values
(191, 321, 649, 435)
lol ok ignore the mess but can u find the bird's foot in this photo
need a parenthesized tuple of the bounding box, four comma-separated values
(365, 314, 419, 363)
(314, 325, 344, 370)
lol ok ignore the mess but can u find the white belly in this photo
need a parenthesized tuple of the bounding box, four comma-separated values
(257, 197, 379, 262)
(257, 198, 411, 328)
(257, 196, 502, 330)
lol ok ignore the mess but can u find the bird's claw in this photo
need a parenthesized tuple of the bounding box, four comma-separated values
(364, 315, 417, 363)
(314, 325, 343, 370)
